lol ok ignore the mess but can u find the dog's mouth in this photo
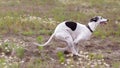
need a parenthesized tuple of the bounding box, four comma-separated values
(100, 19, 109, 24)
(100, 21, 107, 24)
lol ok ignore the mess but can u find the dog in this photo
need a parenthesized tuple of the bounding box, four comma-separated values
(34, 16, 108, 56)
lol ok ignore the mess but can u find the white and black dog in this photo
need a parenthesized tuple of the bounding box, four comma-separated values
(34, 16, 108, 56)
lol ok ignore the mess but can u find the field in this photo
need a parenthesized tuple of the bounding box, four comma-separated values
(0, 0, 120, 68)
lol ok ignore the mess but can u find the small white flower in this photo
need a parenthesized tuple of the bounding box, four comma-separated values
(50, 58, 55, 61)
(7, 49, 10, 52)
(98, 61, 102, 65)
(9, 63, 12, 66)
(115, 21, 119, 24)
(84, 52, 89, 55)
(85, 55, 89, 59)
(20, 60, 25, 63)
(66, 61, 70, 64)
(79, 51, 83, 54)
(103, 63, 110, 67)
(69, 54, 73, 57)
(78, 58, 82, 61)
(61, 62, 64, 64)
(90, 64, 95, 68)
(4, 39, 9, 42)
(2, 62, 7, 65)
(64, 63, 67, 66)
(101, 59, 104, 61)
(4, 65, 8, 68)
(0, 42, 2, 45)
(5, 47, 8, 50)
(76, 62, 79, 65)
(20, 41, 23, 44)
(70, 65, 74, 67)
(66, 59, 71, 62)
(9, 56, 13, 60)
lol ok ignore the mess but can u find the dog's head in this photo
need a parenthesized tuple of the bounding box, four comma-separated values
(90, 16, 108, 24)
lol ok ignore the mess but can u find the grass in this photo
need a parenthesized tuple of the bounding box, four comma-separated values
(0, 41, 24, 68)
(15, 46, 25, 59)
(0, 0, 120, 68)
(22, 31, 34, 36)
(36, 36, 44, 43)
(0, 42, 25, 58)
(57, 52, 65, 63)
(0, 0, 119, 38)
(112, 62, 120, 68)
(88, 53, 104, 60)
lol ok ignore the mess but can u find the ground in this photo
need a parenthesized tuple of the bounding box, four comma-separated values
(0, 0, 120, 68)
(0, 34, 120, 68)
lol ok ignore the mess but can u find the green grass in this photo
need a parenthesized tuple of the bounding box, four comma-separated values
(22, 31, 34, 36)
(36, 36, 44, 43)
(0, 42, 25, 58)
(0, 0, 119, 38)
(0, 42, 24, 68)
(57, 52, 65, 63)
(88, 53, 104, 60)
(0, 0, 119, 39)
(0, 0, 120, 68)
(15, 46, 25, 59)
(112, 62, 120, 68)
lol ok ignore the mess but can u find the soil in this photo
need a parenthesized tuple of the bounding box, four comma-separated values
(1, 34, 120, 68)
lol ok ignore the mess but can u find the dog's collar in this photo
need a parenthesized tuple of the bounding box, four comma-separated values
(86, 25, 93, 33)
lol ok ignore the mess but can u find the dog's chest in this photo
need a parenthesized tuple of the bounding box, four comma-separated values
(71, 25, 92, 40)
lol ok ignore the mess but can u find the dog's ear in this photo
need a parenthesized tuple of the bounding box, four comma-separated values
(90, 17, 99, 22)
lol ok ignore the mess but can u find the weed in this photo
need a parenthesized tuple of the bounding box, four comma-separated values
(57, 52, 65, 63)
(0, 58, 5, 64)
(25, 58, 51, 68)
(15, 46, 25, 59)
(0, 42, 25, 59)
(112, 62, 120, 68)
(93, 30, 107, 39)
(36, 36, 44, 43)
(88, 53, 103, 60)
(101, 35, 106, 39)
(8, 62, 20, 68)
(22, 31, 34, 36)
(88, 53, 95, 60)
(0, 58, 6, 67)
(1, 42, 12, 55)
(38, 46, 43, 50)
(50, 7, 67, 21)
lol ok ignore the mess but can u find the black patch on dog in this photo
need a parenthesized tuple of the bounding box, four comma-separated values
(65, 21, 77, 31)
(90, 16, 99, 22)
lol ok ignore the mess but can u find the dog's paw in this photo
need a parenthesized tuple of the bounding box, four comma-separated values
(73, 54, 85, 58)
(64, 50, 71, 54)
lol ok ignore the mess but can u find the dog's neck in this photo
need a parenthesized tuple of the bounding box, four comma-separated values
(88, 22, 99, 32)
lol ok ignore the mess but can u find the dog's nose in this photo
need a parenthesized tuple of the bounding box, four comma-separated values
(107, 19, 109, 22)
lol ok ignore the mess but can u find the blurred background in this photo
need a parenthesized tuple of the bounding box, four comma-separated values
(0, 0, 120, 36)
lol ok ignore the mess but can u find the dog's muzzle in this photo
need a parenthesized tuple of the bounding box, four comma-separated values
(100, 19, 109, 24)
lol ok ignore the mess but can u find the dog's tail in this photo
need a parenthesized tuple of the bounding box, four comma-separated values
(33, 33, 55, 46)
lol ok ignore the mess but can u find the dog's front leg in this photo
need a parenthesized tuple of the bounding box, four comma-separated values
(74, 43, 79, 53)
(73, 35, 85, 53)
(67, 41, 80, 56)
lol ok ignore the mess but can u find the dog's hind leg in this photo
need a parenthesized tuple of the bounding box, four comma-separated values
(55, 33, 71, 52)
(55, 33, 79, 56)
